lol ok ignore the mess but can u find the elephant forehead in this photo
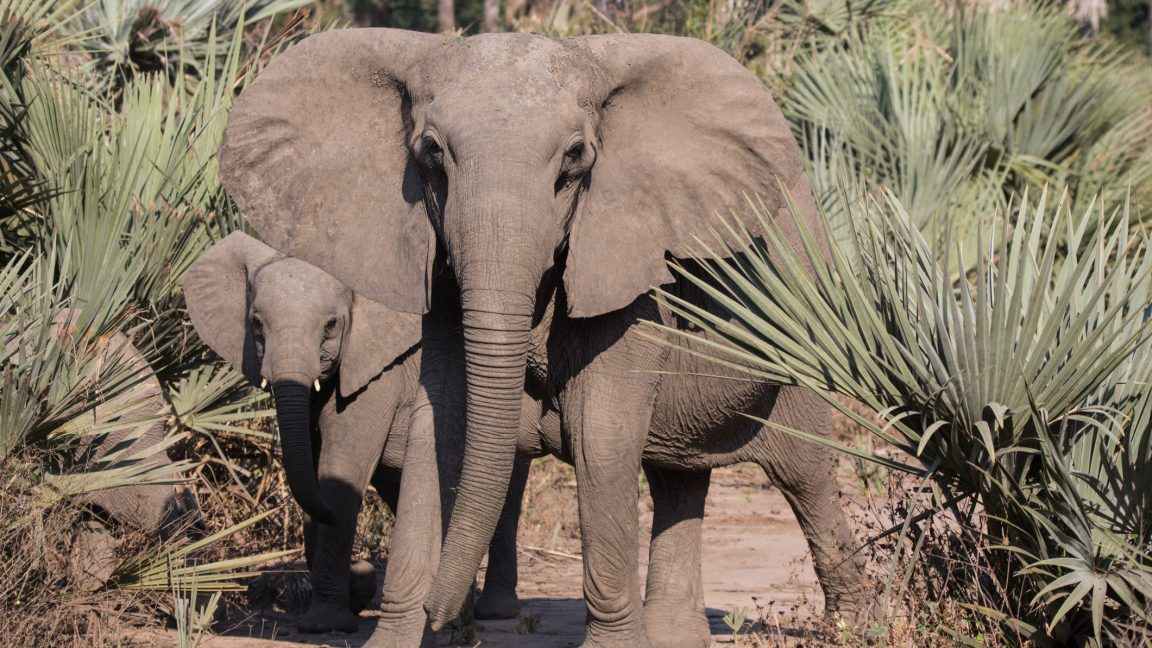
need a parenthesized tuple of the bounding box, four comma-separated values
(252, 258, 350, 305)
(418, 34, 586, 114)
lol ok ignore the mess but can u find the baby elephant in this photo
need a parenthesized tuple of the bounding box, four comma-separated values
(183, 231, 529, 632)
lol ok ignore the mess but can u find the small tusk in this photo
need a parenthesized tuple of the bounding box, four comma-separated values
(260, 378, 268, 389)
(314, 379, 321, 392)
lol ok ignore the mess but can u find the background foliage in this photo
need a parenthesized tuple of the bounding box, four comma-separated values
(0, 0, 314, 641)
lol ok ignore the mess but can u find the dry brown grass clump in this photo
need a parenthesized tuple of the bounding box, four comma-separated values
(0, 459, 177, 647)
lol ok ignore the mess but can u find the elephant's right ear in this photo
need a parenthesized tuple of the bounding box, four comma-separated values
(219, 28, 447, 314)
(183, 231, 284, 384)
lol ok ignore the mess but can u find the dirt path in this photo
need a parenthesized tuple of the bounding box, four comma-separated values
(140, 464, 831, 647)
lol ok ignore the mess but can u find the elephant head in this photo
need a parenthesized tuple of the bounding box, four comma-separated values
(183, 231, 420, 523)
(218, 29, 824, 624)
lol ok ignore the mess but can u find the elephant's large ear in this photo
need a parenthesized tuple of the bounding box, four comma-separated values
(339, 295, 421, 398)
(219, 28, 447, 314)
(183, 231, 284, 384)
(564, 35, 824, 318)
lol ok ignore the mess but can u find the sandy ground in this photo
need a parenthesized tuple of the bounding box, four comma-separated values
(136, 464, 837, 647)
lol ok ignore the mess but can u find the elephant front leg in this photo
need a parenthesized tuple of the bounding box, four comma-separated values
(300, 496, 365, 633)
(304, 510, 377, 614)
(642, 466, 712, 648)
(564, 373, 654, 648)
(301, 405, 394, 633)
(475, 455, 531, 620)
(366, 413, 442, 647)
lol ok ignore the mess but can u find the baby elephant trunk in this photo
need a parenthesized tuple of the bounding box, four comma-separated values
(272, 380, 336, 525)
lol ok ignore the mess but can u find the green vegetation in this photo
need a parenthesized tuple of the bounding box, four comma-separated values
(657, 189, 1152, 644)
(0, 0, 309, 641)
(763, 0, 1152, 261)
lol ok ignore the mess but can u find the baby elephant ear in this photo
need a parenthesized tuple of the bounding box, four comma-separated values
(219, 28, 448, 314)
(564, 34, 826, 318)
(183, 231, 284, 384)
(339, 296, 422, 398)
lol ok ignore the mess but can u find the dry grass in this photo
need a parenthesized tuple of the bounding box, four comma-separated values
(0, 459, 177, 647)
(517, 456, 582, 555)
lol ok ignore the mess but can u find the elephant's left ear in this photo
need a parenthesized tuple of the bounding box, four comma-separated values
(563, 34, 826, 318)
(339, 295, 421, 398)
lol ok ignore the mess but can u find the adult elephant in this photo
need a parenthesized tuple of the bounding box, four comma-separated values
(219, 29, 867, 647)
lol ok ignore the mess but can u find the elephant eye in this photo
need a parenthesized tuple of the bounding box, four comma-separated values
(556, 140, 591, 194)
(420, 135, 443, 169)
(324, 316, 339, 335)
(250, 315, 264, 336)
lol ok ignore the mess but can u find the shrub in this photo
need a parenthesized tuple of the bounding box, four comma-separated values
(654, 188, 1152, 644)
(0, 0, 314, 641)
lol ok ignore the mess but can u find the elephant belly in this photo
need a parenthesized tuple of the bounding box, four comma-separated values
(530, 290, 783, 471)
(643, 343, 778, 471)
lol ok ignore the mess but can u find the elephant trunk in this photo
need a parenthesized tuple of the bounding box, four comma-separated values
(272, 364, 336, 525)
(425, 287, 533, 629)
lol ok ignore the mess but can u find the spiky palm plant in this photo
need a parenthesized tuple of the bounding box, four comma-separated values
(67, 0, 313, 96)
(0, 0, 313, 639)
(762, 0, 1152, 261)
(653, 188, 1152, 644)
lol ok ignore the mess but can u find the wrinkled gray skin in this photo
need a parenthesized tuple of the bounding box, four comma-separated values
(219, 30, 870, 647)
(183, 231, 535, 632)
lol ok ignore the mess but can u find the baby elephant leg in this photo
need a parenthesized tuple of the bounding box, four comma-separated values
(300, 427, 392, 633)
(475, 455, 532, 620)
(341, 468, 402, 613)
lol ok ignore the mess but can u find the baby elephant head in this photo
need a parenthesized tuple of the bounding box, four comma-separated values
(182, 231, 419, 522)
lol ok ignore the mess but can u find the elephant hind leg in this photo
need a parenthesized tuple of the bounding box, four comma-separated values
(642, 465, 711, 648)
(752, 387, 872, 625)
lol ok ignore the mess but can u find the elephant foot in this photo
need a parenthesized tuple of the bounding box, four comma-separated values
(579, 624, 652, 648)
(474, 584, 521, 619)
(824, 601, 883, 639)
(579, 637, 652, 648)
(299, 601, 361, 633)
(824, 587, 882, 630)
(349, 560, 378, 612)
(644, 603, 710, 648)
(361, 622, 436, 648)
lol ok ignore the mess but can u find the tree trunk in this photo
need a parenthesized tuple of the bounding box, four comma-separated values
(594, 0, 632, 25)
(482, 0, 499, 32)
(1067, 0, 1105, 36)
(439, 0, 456, 33)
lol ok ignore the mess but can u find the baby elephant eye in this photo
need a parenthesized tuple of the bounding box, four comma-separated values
(324, 317, 339, 334)
(565, 141, 584, 160)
